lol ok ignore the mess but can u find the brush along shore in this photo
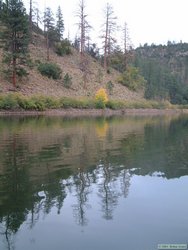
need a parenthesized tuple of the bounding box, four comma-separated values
(0, 94, 188, 116)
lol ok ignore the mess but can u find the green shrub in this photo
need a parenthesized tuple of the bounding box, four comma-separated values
(17, 96, 45, 111)
(0, 94, 19, 110)
(38, 63, 62, 80)
(0, 94, 179, 111)
(63, 73, 72, 88)
(106, 81, 114, 95)
(16, 67, 29, 77)
(59, 97, 95, 109)
(29, 96, 46, 111)
(106, 100, 125, 110)
(35, 59, 41, 66)
(42, 97, 60, 109)
(118, 66, 146, 91)
(107, 99, 173, 110)
(16, 95, 60, 110)
(178, 104, 188, 109)
(3, 67, 29, 81)
(59, 97, 75, 108)
(55, 39, 72, 56)
(20, 99, 38, 110)
(96, 68, 104, 83)
(95, 99, 106, 109)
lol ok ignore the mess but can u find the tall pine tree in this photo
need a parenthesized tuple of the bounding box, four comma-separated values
(56, 6, 64, 41)
(0, 0, 29, 87)
(43, 7, 55, 61)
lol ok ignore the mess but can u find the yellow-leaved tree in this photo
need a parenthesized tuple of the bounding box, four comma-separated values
(95, 88, 108, 109)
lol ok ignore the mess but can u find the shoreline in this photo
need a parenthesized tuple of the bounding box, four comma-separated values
(0, 108, 188, 117)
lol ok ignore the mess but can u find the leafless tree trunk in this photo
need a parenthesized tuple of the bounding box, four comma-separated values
(104, 7, 109, 70)
(102, 3, 117, 71)
(123, 22, 128, 70)
(122, 22, 134, 70)
(80, 0, 84, 57)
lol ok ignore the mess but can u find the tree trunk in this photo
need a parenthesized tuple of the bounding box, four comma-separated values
(29, 0, 32, 40)
(124, 23, 127, 71)
(46, 32, 49, 61)
(80, 0, 84, 59)
(104, 13, 108, 71)
(12, 58, 16, 88)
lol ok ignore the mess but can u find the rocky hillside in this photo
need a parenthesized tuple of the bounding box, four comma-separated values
(0, 32, 143, 101)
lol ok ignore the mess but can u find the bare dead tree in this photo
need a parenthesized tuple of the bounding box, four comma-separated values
(122, 22, 134, 70)
(123, 22, 128, 70)
(75, 0, 92, 87)
(101, 3, 117, 71)
(76, 0, 92, 55)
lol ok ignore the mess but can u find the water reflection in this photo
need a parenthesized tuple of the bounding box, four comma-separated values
(0, 115, 188, 249)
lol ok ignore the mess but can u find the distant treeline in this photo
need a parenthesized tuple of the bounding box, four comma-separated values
(133, 42, 188, 104)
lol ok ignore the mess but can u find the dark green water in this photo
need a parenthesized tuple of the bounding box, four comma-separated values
(0, 115, 188, 250)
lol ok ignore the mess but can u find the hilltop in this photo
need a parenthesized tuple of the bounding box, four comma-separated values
(0, 32, 143, 101)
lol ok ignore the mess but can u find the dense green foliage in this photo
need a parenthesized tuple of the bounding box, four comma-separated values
(38, 62, 62, 79)
(109, 47, 126, 73)
(0, 0, 29, 86)
(134, 43, 188, 104)
(117, 66, 146, 91)
(56, 5, 64, 41)
(106, 81, 114, 95)
(55, 39, 72, 56)
(63, 73, 72, 88)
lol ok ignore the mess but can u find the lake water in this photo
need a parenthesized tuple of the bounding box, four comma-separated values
(0, 114, 188, 250)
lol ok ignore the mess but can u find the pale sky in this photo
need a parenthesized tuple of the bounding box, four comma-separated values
(23, 0, 188, 48)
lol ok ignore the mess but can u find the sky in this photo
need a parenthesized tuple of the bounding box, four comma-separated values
(23, 0, 188, 48)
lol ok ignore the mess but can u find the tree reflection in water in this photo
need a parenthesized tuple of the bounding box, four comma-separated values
(98, 163, 118, 220)
(0, 115, 188, 249)
(72, 169, 91, 226)
(0, 134, 30, 250)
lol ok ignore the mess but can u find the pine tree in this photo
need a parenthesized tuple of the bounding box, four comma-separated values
(29, 0, 32, 33)
(43, 7, 55, 61)
(0, 0, 3, 13)
(0, 0, 29, 87)
(33, 6, 41, 28)
(56, 5, 64, 41)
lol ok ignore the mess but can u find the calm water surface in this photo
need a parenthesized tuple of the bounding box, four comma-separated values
(0, 115, 188, 250)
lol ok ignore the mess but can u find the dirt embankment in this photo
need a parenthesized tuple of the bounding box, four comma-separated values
(0, 108, 188, 117)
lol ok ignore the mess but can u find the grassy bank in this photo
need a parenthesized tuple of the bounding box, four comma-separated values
(0, 93, 187, 111)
